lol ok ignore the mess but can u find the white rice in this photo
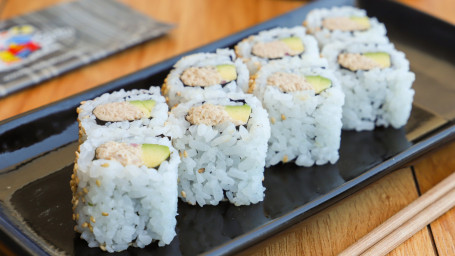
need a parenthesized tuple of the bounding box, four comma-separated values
(167, 92, 270, 206)
(304, 6, 389, 48)
(250, 57, 344, 167)
(321, 41, 415, 131)
(73, 135, 180, 252)
(234, 26, 320, 74)
(77, 86, 169, 142)
(162, 48, 248, 106)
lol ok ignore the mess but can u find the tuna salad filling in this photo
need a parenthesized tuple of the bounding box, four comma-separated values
(322, 16, 371, 31)
(252, 37, 304, 59)
(338, 52, 391, 71)
(180, 64, 237, 87)
(96, 141, 143, 167)
(267, 72, 313, 93)
(186, 103, 251, 126)
(93, 100, 155, 122)
(96, 141, 170, 168)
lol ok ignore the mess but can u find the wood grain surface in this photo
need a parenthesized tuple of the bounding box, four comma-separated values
(1, 0, 455, 255)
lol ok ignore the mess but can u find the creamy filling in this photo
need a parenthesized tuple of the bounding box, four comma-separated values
(96, 141, 143, 167)
(180, 66, 223, 87)
(186, 103, 245, 126)
(267, 72, 313, 93)
(322, 17, 369, 31)
(338, 53, 382, 71)
(252, 41, 301, 59)
(93, 102, 148, 122)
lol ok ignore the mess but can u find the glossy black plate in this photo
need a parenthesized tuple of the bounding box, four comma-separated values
(1, 0, 455, 255)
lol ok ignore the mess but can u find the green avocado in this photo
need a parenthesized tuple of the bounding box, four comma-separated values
(363, 52, 391, 68)
(280, 37, 304, 53)
(349, 16, 371, 29)
(129, 100, 156, 117)
(141, 144, 170, 168)
(305, 76, 332, 94)
(224, 104, 251, 124)
(216, 64, 237, 82)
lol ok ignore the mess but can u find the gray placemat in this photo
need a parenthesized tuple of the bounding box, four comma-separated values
(0, 0, 173, 97)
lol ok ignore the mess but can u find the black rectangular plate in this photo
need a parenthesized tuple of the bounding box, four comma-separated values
(1, 0, 455, 255)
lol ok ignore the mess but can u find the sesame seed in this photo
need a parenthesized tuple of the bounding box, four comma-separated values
(283, 155, 289, 163)
(82, 222, 88, 228)
(89, 226, 93, 233)
(101, 163, 109, 167)
(96, 180, 101, 187)
(271, 117, 276, 124)
(90, 216, 96, 223)
(176, 91, 181, 96)
(83, 187, 88, 194)
(76, 213, 80, 220)
(181, 191, 187, 198)
(183, 151, 188, 158)
(72, 214, 76, 220)
(198, 168, 205, 173)
(100, 245, 106, 251)
(281, 114, 286, 120)
(102, 212, 109, 216)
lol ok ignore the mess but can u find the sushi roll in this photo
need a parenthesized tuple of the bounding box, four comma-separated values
(71, 135, 180, 252)
(249, 57, 344, 167)
(234, 26, 319, 74)
(162, 48, 249, 107)
(167, 92, 270, 206)
(321, 41, 415, 131)
(304, 6, 388, 48)
(77, 86, 169, 142)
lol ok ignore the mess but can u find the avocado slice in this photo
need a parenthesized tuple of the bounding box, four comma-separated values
(305, 76, 332, 94)
(216, 64, 237, 82)
(280, 37, 304, 53)
(224, 104, 251, 124)
(141, 144, 170, 168)
(363, 52, 391, 68)
(349, 16, 371, 29)
(129, 100, 156, 117)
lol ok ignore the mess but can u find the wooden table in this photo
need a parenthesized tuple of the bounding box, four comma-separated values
(1, 0, 454, 255)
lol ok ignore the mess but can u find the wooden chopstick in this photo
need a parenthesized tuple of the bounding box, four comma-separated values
(362, 188, 455, 256)
(338, 171, 455, 256)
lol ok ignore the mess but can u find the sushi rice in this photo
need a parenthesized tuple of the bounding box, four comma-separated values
(321, 41, 415, 131)
(72, 134, 180, 252)
(304, 6, 389, 48)
(77, 86, 169, 142)
(234, 26, 320, 75)
(162, 48, 249, 107)
(249, 57, 344, 167)
(167, 92, 270, 206)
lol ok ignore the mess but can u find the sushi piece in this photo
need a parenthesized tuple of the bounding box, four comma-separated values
(304, 6, 388, 48)
(167, 92, 270, 206)
(77, 86, 169, 142)
(162, 48, 249, 107)
(234, 26, 319, 74)
(249, 57, 344, 167)
(71, 135, 180, 252)
(321, 41, 415, 131)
